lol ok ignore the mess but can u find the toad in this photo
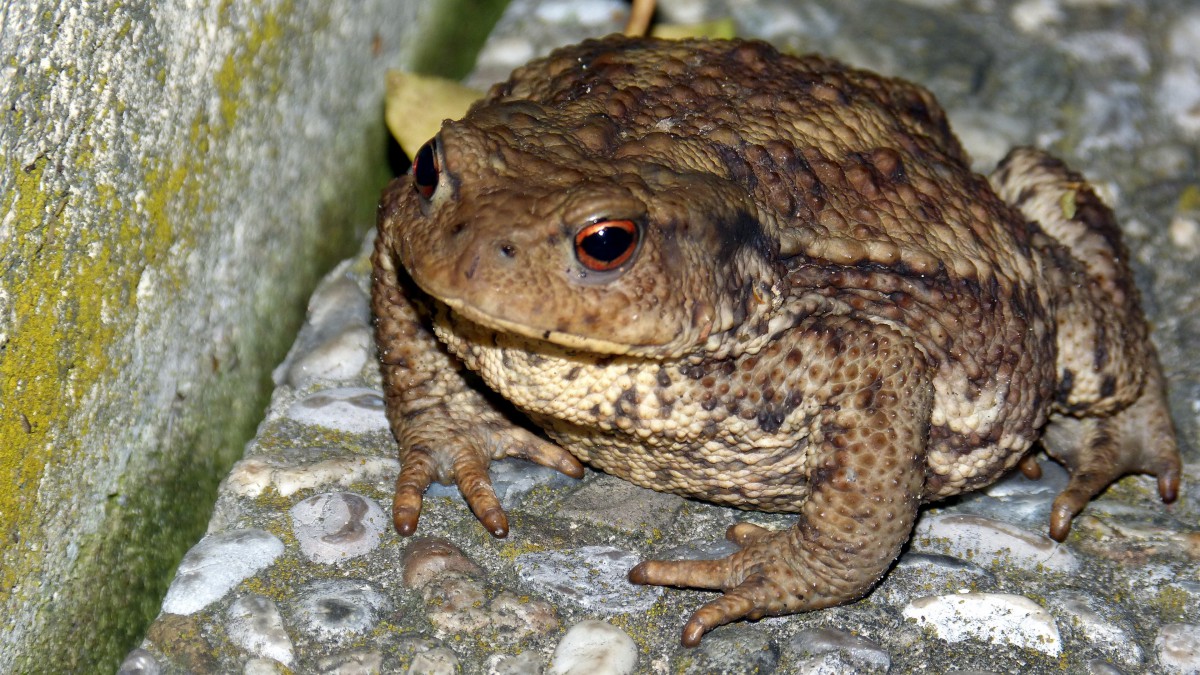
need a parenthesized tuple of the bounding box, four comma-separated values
(372, 36, 1181, 645)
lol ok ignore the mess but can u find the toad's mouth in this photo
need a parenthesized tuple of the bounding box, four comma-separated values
(434, 293, 643, 356)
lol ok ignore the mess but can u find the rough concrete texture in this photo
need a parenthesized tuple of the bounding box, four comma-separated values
(133, 0, 1200, 673)
(0, 0, 451, 670)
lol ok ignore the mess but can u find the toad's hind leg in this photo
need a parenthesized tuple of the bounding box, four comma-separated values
(990, 148, 1181, 540)
(630, 319, 931, 646)
(1040, 353, 1181, 541)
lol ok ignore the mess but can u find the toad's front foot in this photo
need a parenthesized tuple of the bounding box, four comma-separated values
(393, 413, 584, 537)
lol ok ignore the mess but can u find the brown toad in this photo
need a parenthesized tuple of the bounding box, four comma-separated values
(372, 35, 1181, 645)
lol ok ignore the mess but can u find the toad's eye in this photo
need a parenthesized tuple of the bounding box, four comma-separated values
(412, 138, 440, 200)
(574, 219, 639, 272)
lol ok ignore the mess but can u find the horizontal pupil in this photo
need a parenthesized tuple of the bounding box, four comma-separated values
(582, 226, 633, 262)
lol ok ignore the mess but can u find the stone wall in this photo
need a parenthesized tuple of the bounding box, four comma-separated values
(0, 0, 471, 669)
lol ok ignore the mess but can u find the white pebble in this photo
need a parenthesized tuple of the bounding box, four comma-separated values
(116, 648, 161, 675)
(161, 529, 283, 615)
(903, 592, 1062, 655)
(535, 0, 625, 26)
(306, 274, 369, 331)
(487, 651, 544, 674)
(1157, 623, 1200, 674)
(407, 647, 460, 674)
(286, 387, 388, 434)
(1011, 0, 1064, 34)
(290, 492, 387, 564)
(549, 620, 638, 675)
(226, 595, 294, 665)
(285, 325, 372, 387)
(243, 658, 287, 675)
(291, 579, 391, 642)
(913, 513, 1079, 573)
(476, 36, 536, 68)
(1170, 215, 1200, 256)
(317, 649, 384, 674)
(226, 456, 399, 499)
(1160, 12, 1200, 138)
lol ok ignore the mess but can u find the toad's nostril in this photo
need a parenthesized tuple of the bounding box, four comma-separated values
(499, 243, 517, 258)
(464, 254, 480, 279)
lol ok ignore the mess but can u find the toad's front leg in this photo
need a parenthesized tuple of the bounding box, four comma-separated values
(630, 318, 931, 645)
(372, 210, 584, 538)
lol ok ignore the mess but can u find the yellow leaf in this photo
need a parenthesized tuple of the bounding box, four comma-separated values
(385, 70, 484, 159)
(651, 18, 737, 40)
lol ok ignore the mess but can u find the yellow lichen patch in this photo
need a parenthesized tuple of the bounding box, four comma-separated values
(213, 0, 292, 134)
(3, 162, 103, 539)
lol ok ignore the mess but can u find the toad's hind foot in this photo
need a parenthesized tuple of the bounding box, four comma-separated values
(630, 514, 912, 646)
(1041, 356, 1181, 541)
(629, 525, 840, 647)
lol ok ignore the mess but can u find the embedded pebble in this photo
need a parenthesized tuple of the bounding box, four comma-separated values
(117, 648, 162, 675)
(962, 458, 1067, 529)
(678, 626, 779, 674)
(161, 529, 284, 615)
(487, 651, 545, 674)
(307, 273, 371, 331)
(876, 552, 995, 607)
(485, 591, 561, 642)
(290, 492, 388, 564)
(549, 620, 637, 675)
(226, 595, 294, 666)
(515, 545, 662, 613)
(786, 627, 891, 672)
(1071, 502, 1200, 562)
(475, 36, 537, 69)
(902, 592, 1062, 655)
(423, 573, 491, 634)
(912, 513, 1080, 573)
(317, 649, 385, 674)
(402, 537, 485, 588)
(554, 472, 683, 533)
(243, 658, 288, 675)
(425, 457, 580, 508)
(1010, 0, 1064, 34)
(285, 325, 373, 387)
(1157, 623, 1200, 674)
(422, 569, 558, 639)
(407, 647, 460, 675)
(272, 272, 371, 388)
(1159, 11, 1200, 137)
(226, 455, 399, 499)
(1047, 590, 1142, 666)
(290, 579, 391, 642)
(534, 0, 625, 25)
(403, 537, 559, 641)
(286, 387, 388, 433)
(1084, 659, 1126, 675)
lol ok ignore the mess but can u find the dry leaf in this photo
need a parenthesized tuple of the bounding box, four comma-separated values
(385, 70, 483, 159)
(651, 18, 737, 40)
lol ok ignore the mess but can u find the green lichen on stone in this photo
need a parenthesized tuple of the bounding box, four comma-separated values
(1151, 585, 1190, 621)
